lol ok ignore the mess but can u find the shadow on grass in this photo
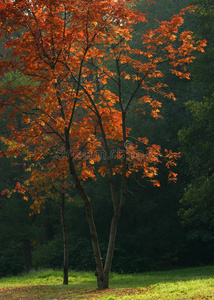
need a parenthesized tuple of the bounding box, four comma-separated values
(108, 265, 214, 289)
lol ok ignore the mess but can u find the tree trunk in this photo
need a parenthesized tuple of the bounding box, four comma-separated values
(104, 212, 121, 279)
(66, 133, 109, 289)
(96, 271, 109, 290)
(23, 238, 32, 273)
(85, 201, 109, 290)
(61, 192, 68, 285)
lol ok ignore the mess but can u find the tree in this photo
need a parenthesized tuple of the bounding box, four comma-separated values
(28, 165, 72, 284)
(0, 0, 205, 289)
(0, 150, 35, 275)
(179, 96, 214, 241)
(0, 71, 37, 275)
(189, 0, 214, 98)
(178, 0, 214, 258)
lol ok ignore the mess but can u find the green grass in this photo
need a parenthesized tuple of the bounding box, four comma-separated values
(0, 266, 214, 299)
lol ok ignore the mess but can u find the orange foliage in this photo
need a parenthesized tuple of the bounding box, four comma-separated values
(0, 0, 206, 209)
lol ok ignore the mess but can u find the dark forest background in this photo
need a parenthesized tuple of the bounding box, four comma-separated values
(1, 0, 214, 277)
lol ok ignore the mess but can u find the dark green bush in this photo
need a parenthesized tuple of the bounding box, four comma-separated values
(0, 247, 24, 277)
(33, 239, 63, 269)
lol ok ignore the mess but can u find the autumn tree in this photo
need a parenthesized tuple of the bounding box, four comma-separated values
(27, 162, 73, 284)
(0, 0, 206, 289)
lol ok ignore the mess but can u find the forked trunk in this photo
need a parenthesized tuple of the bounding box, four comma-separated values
(84, 201, 108, 289)
(66, 138, 120, 290)
(94, 211, 122, 290)
(96, 271, 109, 290)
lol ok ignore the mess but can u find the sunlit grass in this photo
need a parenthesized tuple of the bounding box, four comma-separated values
(0, 266, 214, 299)
(0, 269, 96, 288)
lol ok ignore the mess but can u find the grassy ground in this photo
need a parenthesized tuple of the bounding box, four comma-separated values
(0, 266, 214, 299)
